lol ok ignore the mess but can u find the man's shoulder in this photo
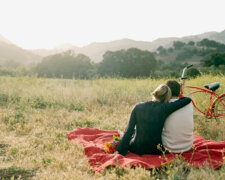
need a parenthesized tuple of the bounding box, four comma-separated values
(170, 98, 193, 107)
(168, 98, 193, 114)
(169, 101, 193, 118)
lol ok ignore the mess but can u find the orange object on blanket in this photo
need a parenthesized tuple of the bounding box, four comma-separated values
(104, 135, 120, 153)
(104, 141, 118, 153)
(67, 127, 225, 172)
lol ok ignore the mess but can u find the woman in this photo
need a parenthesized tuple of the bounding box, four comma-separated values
(116, 84, 191, 156)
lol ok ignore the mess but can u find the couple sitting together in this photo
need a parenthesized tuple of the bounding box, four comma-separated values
(117, 80, 193, 156)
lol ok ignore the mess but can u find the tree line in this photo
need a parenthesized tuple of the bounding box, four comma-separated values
(157, 39, 225, 61)
(0, 39, 224, 79)
(34, 48, 157, 79)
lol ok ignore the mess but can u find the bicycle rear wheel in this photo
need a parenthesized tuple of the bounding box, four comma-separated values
(212, 95, 225, 123)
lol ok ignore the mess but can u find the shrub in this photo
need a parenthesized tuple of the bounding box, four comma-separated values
(186, 67, 201, 78)
(0, 93, 8, 106)
(68, 103, 85, 112)
(30, 96, 47, 109)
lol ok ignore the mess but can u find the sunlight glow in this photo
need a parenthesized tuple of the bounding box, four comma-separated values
(0, 0, 224, 49)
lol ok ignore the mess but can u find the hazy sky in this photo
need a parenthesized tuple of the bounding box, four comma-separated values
(0, 0, 224, 49)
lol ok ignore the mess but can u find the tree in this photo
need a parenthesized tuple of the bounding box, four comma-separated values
(98, 48, 157, 78)
(201, 53, 225, 67)
(173, 41, 186, 50)
(168, 47, 173, 53)
(197, 39, 225, 51)
(188, 41, 195, 46)
(157, 46, 167, 55)
(35, 50, 94, 79)
(186, 67, 201, 78)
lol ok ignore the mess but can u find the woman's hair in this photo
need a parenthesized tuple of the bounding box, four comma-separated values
(151, 84, 172, 103)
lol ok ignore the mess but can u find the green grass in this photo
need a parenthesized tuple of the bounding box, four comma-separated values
(0, 75, 225, 179)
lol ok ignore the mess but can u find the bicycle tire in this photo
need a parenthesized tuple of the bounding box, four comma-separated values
(212, 95, 225, 123)
(186, 89, 214, 116)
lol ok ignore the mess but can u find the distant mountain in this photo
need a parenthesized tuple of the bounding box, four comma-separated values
(0, 36, 41, 65)
(1, 30, 225, 64)
(32, 38, 180, 62)
(0, 34, 12, 44)
(32, 30, 225, 62)
(207, 30, 225, 44)
(31, 43, 80, 57)
(79, 39, 160, 62)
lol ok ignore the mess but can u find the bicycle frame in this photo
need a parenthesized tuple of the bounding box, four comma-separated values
(179, 65, 225, 118)
(180, 83, 222, 117)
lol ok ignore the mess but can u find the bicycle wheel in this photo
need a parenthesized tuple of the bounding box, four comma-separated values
(186, 89, 213, 116)
(212, 95, 225, 123)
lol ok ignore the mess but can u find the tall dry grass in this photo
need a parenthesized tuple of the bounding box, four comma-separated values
(0, 75, 225, 179)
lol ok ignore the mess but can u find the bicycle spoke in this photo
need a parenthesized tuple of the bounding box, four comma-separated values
(212, 96, 225, 123)
(187, 91, 213, 116)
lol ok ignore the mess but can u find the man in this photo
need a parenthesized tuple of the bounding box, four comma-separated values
(162, 80, 193, 153)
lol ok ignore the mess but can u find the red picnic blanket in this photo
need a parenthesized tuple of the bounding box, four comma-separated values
(67, 127, 225, 172)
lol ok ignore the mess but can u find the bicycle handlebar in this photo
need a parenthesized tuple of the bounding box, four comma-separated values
(186, 64, 193, 69)
(180, 64, 194, 80)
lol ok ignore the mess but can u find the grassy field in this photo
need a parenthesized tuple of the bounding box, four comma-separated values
(0, 75, 225, 179)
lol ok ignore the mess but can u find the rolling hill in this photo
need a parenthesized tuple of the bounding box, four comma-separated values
(32, 30, 225, 62)
(0, 37, 41, 65)
(1, 29, 225, 64)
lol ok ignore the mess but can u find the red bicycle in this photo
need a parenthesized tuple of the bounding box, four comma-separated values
(179, 65, 225, 122)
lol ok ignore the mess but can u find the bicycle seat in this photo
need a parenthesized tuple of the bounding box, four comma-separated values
(204, 82, 220, 91)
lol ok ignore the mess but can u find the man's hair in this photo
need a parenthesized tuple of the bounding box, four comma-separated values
(165, 80, 180, 97)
